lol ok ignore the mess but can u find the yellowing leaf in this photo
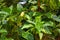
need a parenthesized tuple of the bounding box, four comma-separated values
(20, 11, 25, 17)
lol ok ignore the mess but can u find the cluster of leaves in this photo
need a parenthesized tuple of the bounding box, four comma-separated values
(0, 0, 60, 40)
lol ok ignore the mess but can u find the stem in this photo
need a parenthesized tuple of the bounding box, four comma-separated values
(38, 0, 40, 11)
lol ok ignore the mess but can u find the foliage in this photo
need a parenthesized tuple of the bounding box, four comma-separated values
(0, 0, 60, 40)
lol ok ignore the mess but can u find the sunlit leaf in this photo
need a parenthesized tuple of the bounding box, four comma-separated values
(26, 20, 35, 24)
(43, 21, 54, 27)
(0, 29, 7, 33)
(35, 16, 44, 32)
(0, 11, 8, 15)
(21, 24, 33, 29)
(5, 38, 14, 40)
(25, 14, 31, 20)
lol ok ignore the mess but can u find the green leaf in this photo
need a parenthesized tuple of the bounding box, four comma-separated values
(9, 5, 13, 14)
(43, 21, 54, 27)
(25, 14, 31, 20)
(2, 7, 11, 14)
(52, 15, 60, 22)
(40, 4, 46, 11)
(5, 38, 14, 40)
(0, 11, 8, 15)
(17, 3, 23, 12)
(21, 24, 33, 29)
(0, 11, 9, 20)
(31, 6, 38, 11)
(45, 12, 53, 18)
(35, 16, 44, 32)
(42, 27, 52, 34)
(22, 32, 34, 40)
(57, 29, 60, 33)
(0, 29, 7, 33)
(28, 0, 37, 4)
(26, 20, 35, 24)
(49, 0, 58, 10)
